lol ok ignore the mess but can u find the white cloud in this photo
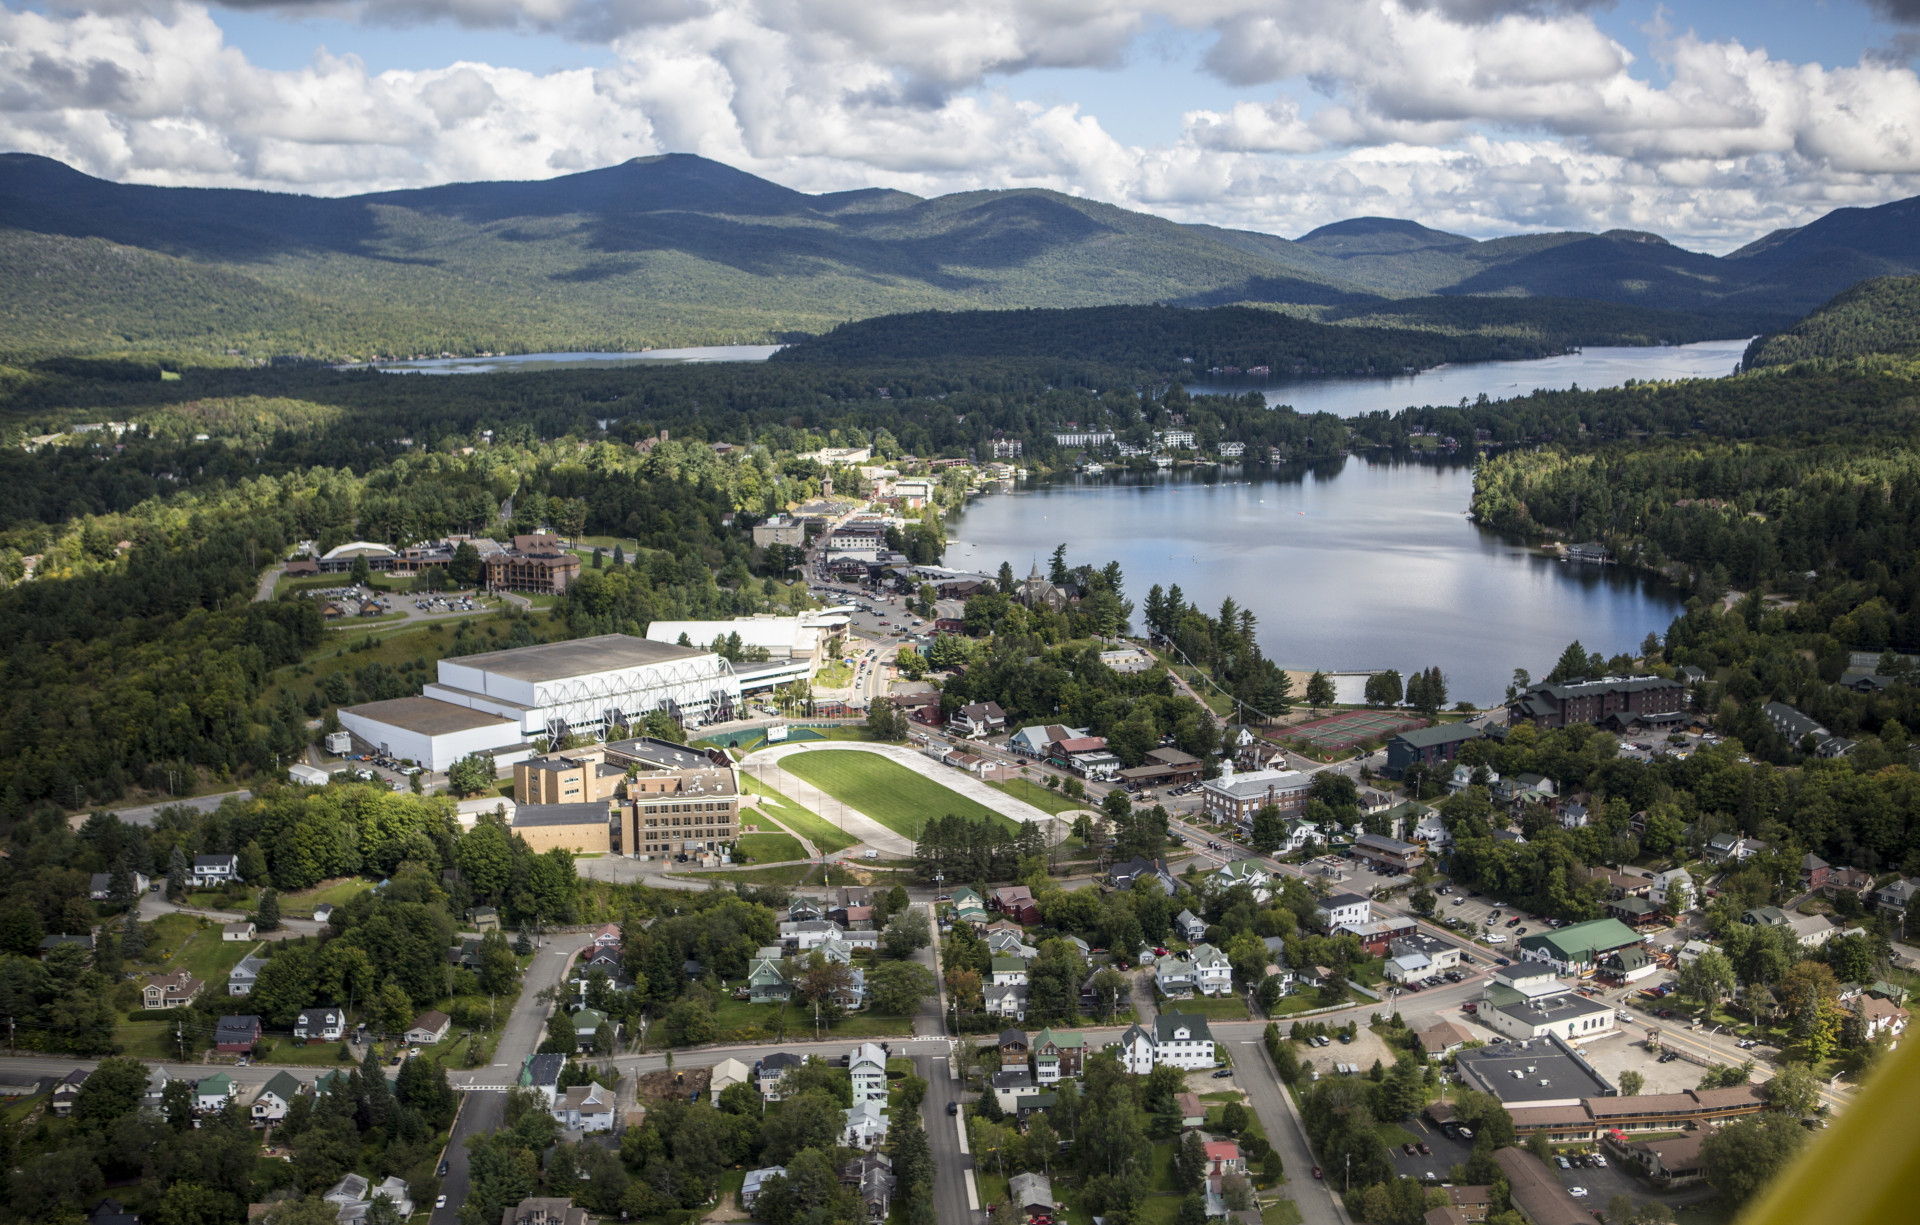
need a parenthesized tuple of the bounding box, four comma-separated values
(0, 1, 1917, 251)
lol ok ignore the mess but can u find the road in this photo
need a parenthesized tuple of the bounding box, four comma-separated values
(101, 790, 253, 827)
(1241, 1038, 1352, 1225)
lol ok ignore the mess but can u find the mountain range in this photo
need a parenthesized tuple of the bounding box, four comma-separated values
(2, 151, 1918, 360)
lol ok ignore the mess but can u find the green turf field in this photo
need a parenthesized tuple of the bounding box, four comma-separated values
(742, 774, 860, 853)
(735, 831, 806, 863)
(781, 750, 1020, 838)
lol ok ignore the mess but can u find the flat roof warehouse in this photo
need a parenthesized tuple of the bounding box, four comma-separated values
(451, 635, 708, 683)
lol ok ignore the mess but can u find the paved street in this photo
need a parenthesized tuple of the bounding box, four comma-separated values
(1239, 1038, 1352, 1225)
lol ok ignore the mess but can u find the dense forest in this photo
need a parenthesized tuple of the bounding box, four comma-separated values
(1743, 275, 1920, 368)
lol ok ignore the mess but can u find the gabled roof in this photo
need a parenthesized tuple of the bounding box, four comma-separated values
(256, 1070, 305, 1103)
(1154, 1012, 1214, 1043)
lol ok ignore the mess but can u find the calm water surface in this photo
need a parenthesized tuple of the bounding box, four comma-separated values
(368, 344, 783, 374)
(948, 463, 1681, 706)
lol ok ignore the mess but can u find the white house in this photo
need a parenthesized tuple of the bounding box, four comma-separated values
(250, 1072, 306, 1124)
(1649, 869, 1694, 910)
(1211, 859, 1272, 900)
(843, 1099, 889, 1148)
(192, 854, 241, 887)
(229, 954, 267, 996)
(1315, 893, 1371, 931)
(1409, 810, 1451, 850)
(223, 921, 255, 942)
(195, 1074, 235, 1112)
(991, 957, 1030, 987)
(742, 1169, 787, 1210)
(710, 1057, 750, 1103)
(848, 1043, 888, 1104)
(1150, 1013, 1217, 1069)
(88, 872, 151, 900)
(1113, 1022, 1157, 1074)
(985, 983, 1029, 1021)
(758, 1053, 804, 1100)
(1155, 956, 1197, 996)
(1190, 943, 1233, 996)
(552, 1082, 616, 1132)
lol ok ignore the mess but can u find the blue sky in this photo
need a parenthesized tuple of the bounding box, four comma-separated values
(3, 0, 1918, 247)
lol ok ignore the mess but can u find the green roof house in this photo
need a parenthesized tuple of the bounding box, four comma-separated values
(1517, 918, 1643, 974)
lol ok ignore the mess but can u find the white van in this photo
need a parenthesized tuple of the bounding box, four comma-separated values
(1486, 934, 1509, 945)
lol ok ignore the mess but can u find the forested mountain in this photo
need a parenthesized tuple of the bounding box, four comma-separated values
(772, 301, 1741, 372)
(2, 151, 1916, 360)
(1742, 275, 1920, 368)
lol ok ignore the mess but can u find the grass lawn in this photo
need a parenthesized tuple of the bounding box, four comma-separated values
(988, 776, 1090, 815)
(282, 877, 373, 917)
(815, 660, 854, 688)
(185, 887, 259, 911)
(115, 1020, 181, 1061)
(743, 775, 860, 854)
(735, 831, 807, 863)
(1375, 1121, 1417, 1150)
(167, 927, 258, 984)
(781, 750, 1020, 838)
(264, 1040, 369, 1067)
(131, 912, 201, 968)
(1261, 1200, 1305, 1225)
(690, 865, 820, 887)
(1165, 996, 1252, 1021)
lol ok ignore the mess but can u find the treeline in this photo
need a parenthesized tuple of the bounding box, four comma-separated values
(1143, 585, 1295, 717)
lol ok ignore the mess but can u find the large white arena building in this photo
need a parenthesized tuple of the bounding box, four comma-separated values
(338, 634, 743, 770)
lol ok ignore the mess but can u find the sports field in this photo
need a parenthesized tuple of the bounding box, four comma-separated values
(781, 750, 1021, 838)
(1283, 709, 1426, 750)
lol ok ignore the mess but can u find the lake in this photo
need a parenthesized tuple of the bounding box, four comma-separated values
(946, 461, 1681, 707)
(1182, 338, 1751, 413)
(366, 344, 783, 374)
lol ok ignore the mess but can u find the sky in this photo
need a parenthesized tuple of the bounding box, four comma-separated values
(4, 1, 1920, 251)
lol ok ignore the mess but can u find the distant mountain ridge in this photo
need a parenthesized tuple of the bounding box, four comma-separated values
(0, 151, 1916, 359)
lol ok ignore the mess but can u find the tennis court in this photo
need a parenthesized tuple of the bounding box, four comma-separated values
(1283, 709, 1426, 750)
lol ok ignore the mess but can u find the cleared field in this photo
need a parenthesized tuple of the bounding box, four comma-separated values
(989, 776, 1089, 815)
(781, 750, 1019, 838)
(282, 877, 372, 917)
(742, 775, 859, 853)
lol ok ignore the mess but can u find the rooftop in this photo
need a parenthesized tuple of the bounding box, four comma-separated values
(1494, 1148, 1592, 1225)
(341, 695, 517, 736)
(513, 801, 612, 828)
(1454, 1039, 1613, 1105)
(1518, 917, 1643, 961)
(452, 633, 708, 683)
(1392, 722, 1485, 748)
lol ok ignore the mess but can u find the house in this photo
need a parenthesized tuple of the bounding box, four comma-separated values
(741, 1168, 788, 1211)
(330, 1176, 415, 1225)
(1032, 1028, 1086, 1082)
(142, 972, 203, 1010)
(1742, 906, 1791, 929)
(1114, 1022, 1158, 1074)
(1606, 896, 1662, 928)
(843, 1099, 889, 1148)
(839, 1153, 896, 1223)
(998, 1028, 1031, 1068)
(952, 702, 1007, 737)
(946, 887, 989, 925)
(223, 921, 255, 942)
(987, 930, 1039, 960)
(553, 1082, 617, 1132)
(1416, 1020, 1474, 1059)
(1176, 1092, 1206, 1128)
(758, 1052, 805, 1100)
(196, 1073, 235, 1113)
(1871, 877, 1920, 918)
(88, 1200, 141, 1225)
(1315, 893, 1371, 931)
(1598, 945, 1659, 984)
(708, 1057, 750, 1103)
(1706, 833, 1769, 863)
(990, 886, 1040, 924)
(468, 906, 501, 932)
(1762, 702, 1855, 756)
(499, 1198, 588, 1225)
(1799, 853, 1832, 891)
(51, 1068, 87, 1116)
(1203, 1140, 1243, 1175)
(570, 1008, 616, 1052)
(1156, 955, 1197, 997)
(192, 854, 241, 887)
(294, 1006, 347, 1043)
(215, 1014, 263, 1053)
(1008, 1172, 1055, 1216)
(1175, 909, 1208, 942)
(991, 957, 1029, 986)
(1558, 802, 1590, 830)
(1110, 857, 1178, 894)
(1624, 1134, 1706, 1185)
(313, 903, 336, 924)
(1851, 995, 1910, 1041)
(406, 1011, 452, 1045)
(1211, 858, 1273, 900)
(1190, 944, 1233, 996)
(1822, 866, 1876, 901)
(749, 955, 794, 1003)
(39, 934, 94, 956)
(985, 983, 1029, 1020)
(250, 1070, 306, 1123)
(849, 1043, 889, 1103)
(1786, 913, 1838, 949)
(1648, 868, 1694, 910)
(88, 872, 150, 900)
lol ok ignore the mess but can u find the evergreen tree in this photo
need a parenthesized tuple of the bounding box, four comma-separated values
(514, 927, 535, 957)
(120, 910, 146, 960)
(108, 857, 136, 909)
(255, 887, 282, 932)
(1306, 670, 1337, 708)
(166, 845, 189, 901)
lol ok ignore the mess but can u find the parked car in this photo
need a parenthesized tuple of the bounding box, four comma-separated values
(1311, 1167, 1322, 1180)
(947, 1101, 959, 1115)
(436, 1197, 448, 1210)
(1404, 1144, 1418, 1156)
(1416, 1142, 1431, 1155)
(1557, 1157, 1571, 1170)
